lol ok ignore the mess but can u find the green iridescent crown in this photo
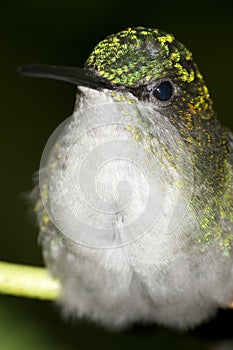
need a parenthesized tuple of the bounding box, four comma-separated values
(85, 27, 198, 87)
(85, 27, 213, 117)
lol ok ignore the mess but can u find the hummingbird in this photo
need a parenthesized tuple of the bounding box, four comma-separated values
(19, 27, 233, 330)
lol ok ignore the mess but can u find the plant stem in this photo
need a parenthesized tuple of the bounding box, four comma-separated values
(0, 261, 61, 300)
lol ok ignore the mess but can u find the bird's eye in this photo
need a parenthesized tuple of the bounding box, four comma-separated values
(153, 81, 173, 101)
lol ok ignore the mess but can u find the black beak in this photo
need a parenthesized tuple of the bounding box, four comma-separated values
(17, 64, 111, 90)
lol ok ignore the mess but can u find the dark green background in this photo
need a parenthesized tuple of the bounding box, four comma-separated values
(1, 1, 233, 349)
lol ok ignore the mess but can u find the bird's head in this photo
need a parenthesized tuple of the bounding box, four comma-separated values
(85, 27, 213, 118)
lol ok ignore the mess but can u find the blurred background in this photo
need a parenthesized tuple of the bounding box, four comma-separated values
(1, 0, 233, 349)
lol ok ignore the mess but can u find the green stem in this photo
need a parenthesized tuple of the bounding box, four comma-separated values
(0, 261, 61, 300)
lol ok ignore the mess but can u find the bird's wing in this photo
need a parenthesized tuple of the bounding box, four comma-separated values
(226, 128, 233, 162)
